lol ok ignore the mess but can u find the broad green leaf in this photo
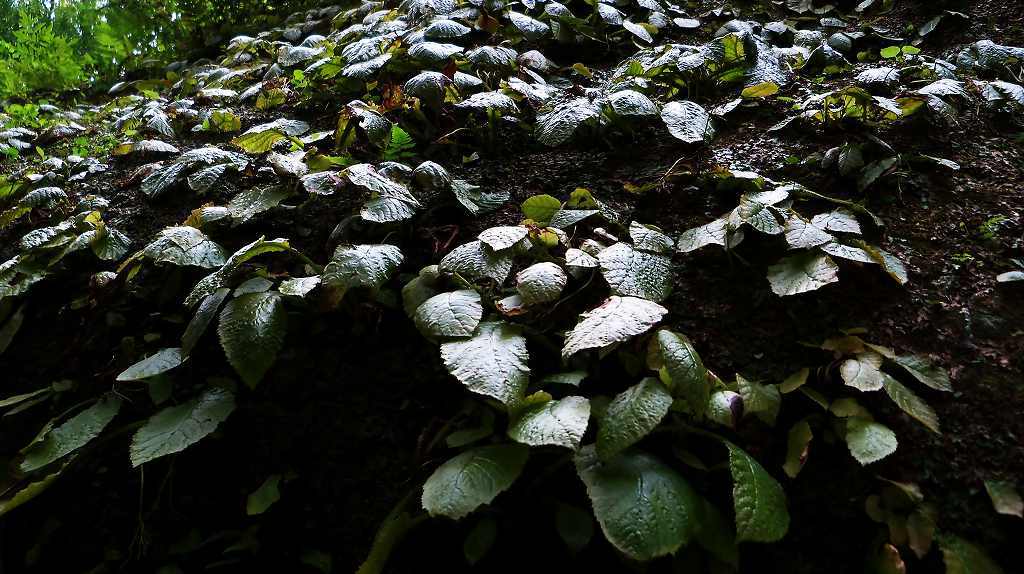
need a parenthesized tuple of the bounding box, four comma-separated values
(440, 321, 529, 405)
(767, 252, 839, 296)
(516, 262, 567, 305)
(182, 288, 230, 355)
(508, 396, 590, 449)
(535, 98, 602, 147)
(130, 386, 236, 467)
(116, 348, 186, 381)
(322, 244, 403, 293)
(736, 374, 781, 425)
(438, 240, 513, 284)
(784, 214, 834, 249)
(227, 186, 291, 223)
(597, 378, 672, 460)
(939, 535, 1005, 574)
(783, 420, 813, 478)
(661, 100, 715, 144)
(521, 194, 562, 224)
(677, 216, 743, 253)
(598, 243, 672, 302)
(882, 374, 940, 433)
(401, 265, 440, 317)
(629, 222, 674, 254)
(478, 226, 528, 251)
(840, 351, 885, 391)
(247, 474, 282, 515)
(726, 442, 790, 542)
(647, 330, 708, 415)
(415, 290, 483, 339)
(184, 237, 291, 307)
(143, 226, 227, 268)
(422, 444, 529, 519)
(741, 82, 779, 98)
(279, 276, 320, 297)
(0, 459, 70, 517)
(562, 296, 667, 359)
(845, 418, 897, 465)
(984, 480, 1023, 518)
(575, 446, 700, 560)
(20, 395, 122, 473)
(218, 292, 287, 388)
(893, 354, 952, 391)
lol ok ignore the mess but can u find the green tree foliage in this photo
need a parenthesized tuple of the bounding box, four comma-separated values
(0, 0, 320, 99)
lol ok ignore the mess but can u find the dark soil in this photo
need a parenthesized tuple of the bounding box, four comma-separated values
(1, 0, 1022, 573)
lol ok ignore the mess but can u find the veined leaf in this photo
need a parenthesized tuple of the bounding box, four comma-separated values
(130, 387, 236, 467)
(726, 442, 790, 542)
(508, 396, 590, 449)
(422, 444, 529, 519)
(440, 321, 529, 405)
(597, 378, 672, 460)
(576, 446, 700, 560)
(20, 395, 122, 473)
(116, 348, 186, 381)
(562, 296, 667, 359)
(218, 292, 287, 388)
(414, 290, 483, 339)
(845, 418, 897, 465)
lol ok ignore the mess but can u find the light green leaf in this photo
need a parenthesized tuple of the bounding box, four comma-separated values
(736, 374, 781, 425)
(767, 252, 839, 296)
(322, 244, 403, 293)
(661, 100, 715, 144)
(20, 395, 122, 473)
(247, 474, 282, 515)
(726, 441, 790, 542)
(130, 386, 236, 467)
(218, 291, 287, 388)
(422, 444, 529, 519)
(598, 243, 672, 302)
(438, 240, 513, 284)
(845, 418, 898, 465)
(840, 352, 885, 391)
(116, 348, 186, 381)
(414, 290, 483, 339)
(575, 446, 700, 560)
(741, 82, 779, 98)
(143, 226, 227, 268)
(0, 459, 70, 517)
(440, 321, 529, 405)
(478, 226, 528, 251)
(508, 396, 590, 449)
(562, 296, 667, 359)
(521, 194, 562, 225)
(597, 378, 672, 460)
(516, 262, 567, 305)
